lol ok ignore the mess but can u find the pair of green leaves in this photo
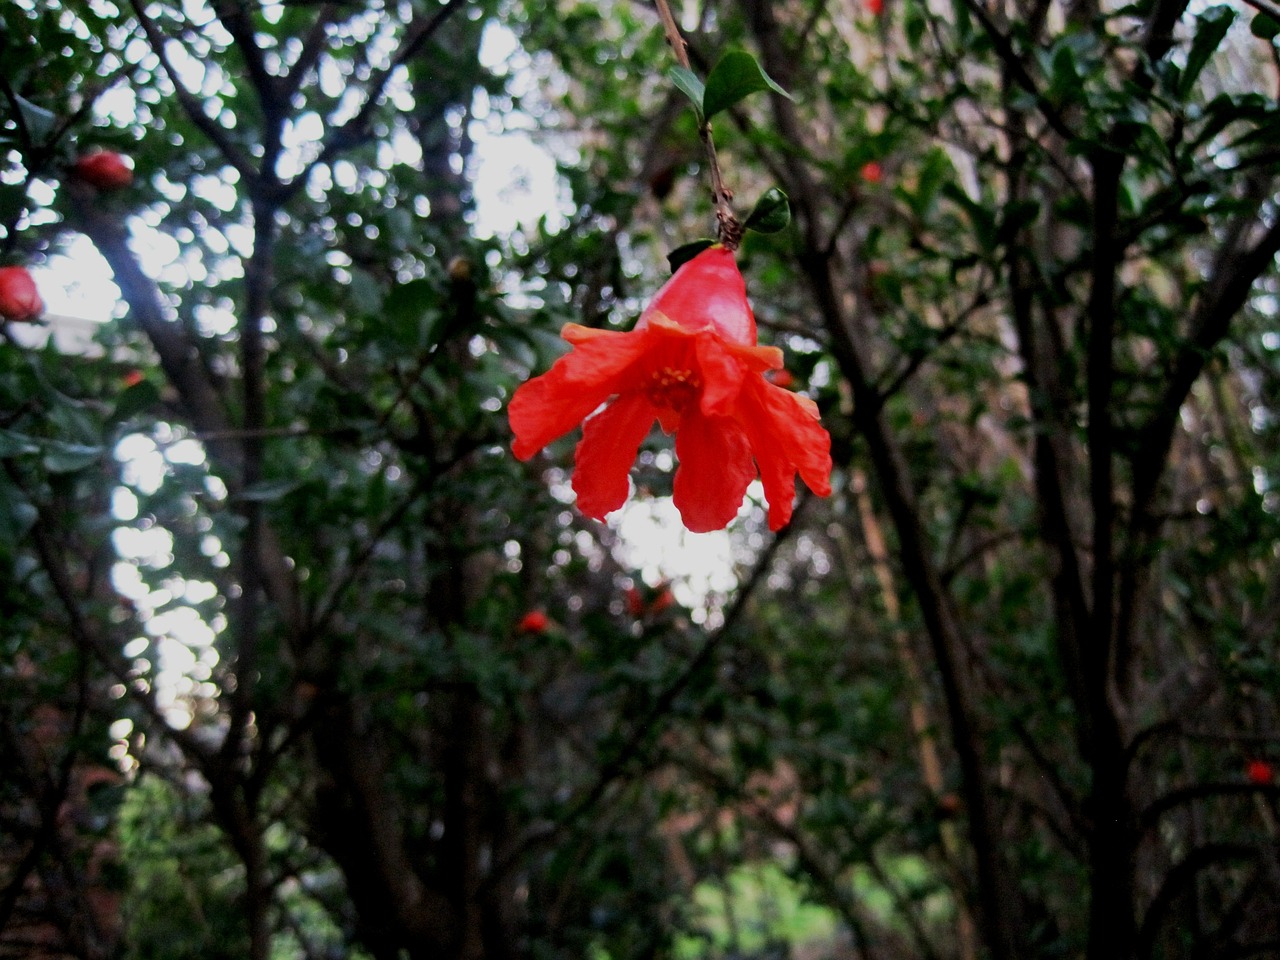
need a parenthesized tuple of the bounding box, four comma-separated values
(670, 49, 793, 124)
(665, 50, 794, 270)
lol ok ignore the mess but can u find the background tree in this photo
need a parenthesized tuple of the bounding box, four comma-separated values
(1, 1, 1278, 959)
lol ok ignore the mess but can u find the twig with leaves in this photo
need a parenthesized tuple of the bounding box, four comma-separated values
(652, 0, 741, 248)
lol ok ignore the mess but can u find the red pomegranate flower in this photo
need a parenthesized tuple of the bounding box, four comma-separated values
(0, 266, 44, 322)
(1247, 759, 1274, 785)
(509, 246, 832, 533)
(650, 585, 675, 615)
(517, 610, 550, 633)
(72, 150, 134, 191)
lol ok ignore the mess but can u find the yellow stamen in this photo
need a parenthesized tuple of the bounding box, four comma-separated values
(647, 366, 701, 411)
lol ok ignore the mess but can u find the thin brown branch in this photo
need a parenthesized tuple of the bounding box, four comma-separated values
(280, 3, 342, 107)
(126, 0, 259, 183)
(1132, 207, 1280, 516)
(211, 0, 278, 126)
(741, 3, 1024, 955)
(285, 0, 469, 199)
(14, 475, 214, 769)
(652, 0, 741, 248)
(481, 508, 804, 891)
(955, 0, 1075, 143)
(1137, 781, 1280, 837)
(875, 283, 994, 404)
(69, 181, 300, 628)
(309, 471, 431, 634)
(679, 756, 879, 960)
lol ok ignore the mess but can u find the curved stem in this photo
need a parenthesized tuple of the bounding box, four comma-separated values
(652, 0, 741, 248)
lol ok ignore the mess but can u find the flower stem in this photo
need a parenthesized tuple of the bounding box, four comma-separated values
(653, 0, 742, 250)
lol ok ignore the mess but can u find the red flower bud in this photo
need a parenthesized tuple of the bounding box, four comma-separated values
(518, 610, 549, 633)
(860, 161, 883, 184)
(650, 587, 675, 615)
(123, 370, 145, 388)
(867, 0, 884, 14)
(1247, 759, 1274, 785)
(768, 370, 795, 390)
(626, 583, 677, 619)
(0, 266, 44, 322)
(72, 150, 134, 191)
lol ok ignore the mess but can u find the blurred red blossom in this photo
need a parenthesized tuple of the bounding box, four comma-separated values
(0, 266, 43, 322)
(517, 610, 550, 633)
(72, 150, 134, 191)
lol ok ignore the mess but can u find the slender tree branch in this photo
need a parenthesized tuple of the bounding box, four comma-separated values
(126, 0, 259, 183)
(69, 182, 301, 631)
(310, 472, 431, 634)
(1137, 781, 1280, 837)
(1137, 843, 1257, 957)
(211, 0, 278, 127)
(740, 4, 1024, 955)
(1084, 146, 1123, 698)
(481, 510, 802, 891)
(1131, 208, 1280, 518)
(875, 283, 993, 404)
(675, 754, 880, 960)
(13, 473, 215, 769)
(280, 3, 342, 107)
(285, 0, 468, 200)
(652, 0, 741, 248)
(955, 0, 1075, 142)
(220, 194, 278, 769)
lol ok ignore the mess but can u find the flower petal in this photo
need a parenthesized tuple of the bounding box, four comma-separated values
(639, 246, 758, 345)
(725, 340, 783, 373)
(694, 332, 747, 418)
(509, 326, 651, 460)
(673, 410, 756, 533)
(572, 392, 657, 520)
(738, 377, 833, 530)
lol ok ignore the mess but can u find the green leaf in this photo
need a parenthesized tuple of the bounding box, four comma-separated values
(0, 476, 37, 542)
(904, 5, 927, 50)
(952, 0, 973, 42)
(237, 479, 302, 502)
(1180, 6, 1235, 97)
(384, 278, 442, 349)
(0, 430, 39, 458)
(669, 66, 705, 119)
(942, 183, 997, 254)
(111, 379, 161, 424)
(743, 187, 791, 234)
(13, 94, 56, 143)
(701, 50, 793, 121)
(42, 441, 102, 474)
(1049, 43, 1081, 104)
(1251, 12, 1280, 40)
(910, 148, 954, 217)
(666, 239, 716, 273)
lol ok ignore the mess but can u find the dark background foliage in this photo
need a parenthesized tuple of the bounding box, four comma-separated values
(1, 1, 1279, 958)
